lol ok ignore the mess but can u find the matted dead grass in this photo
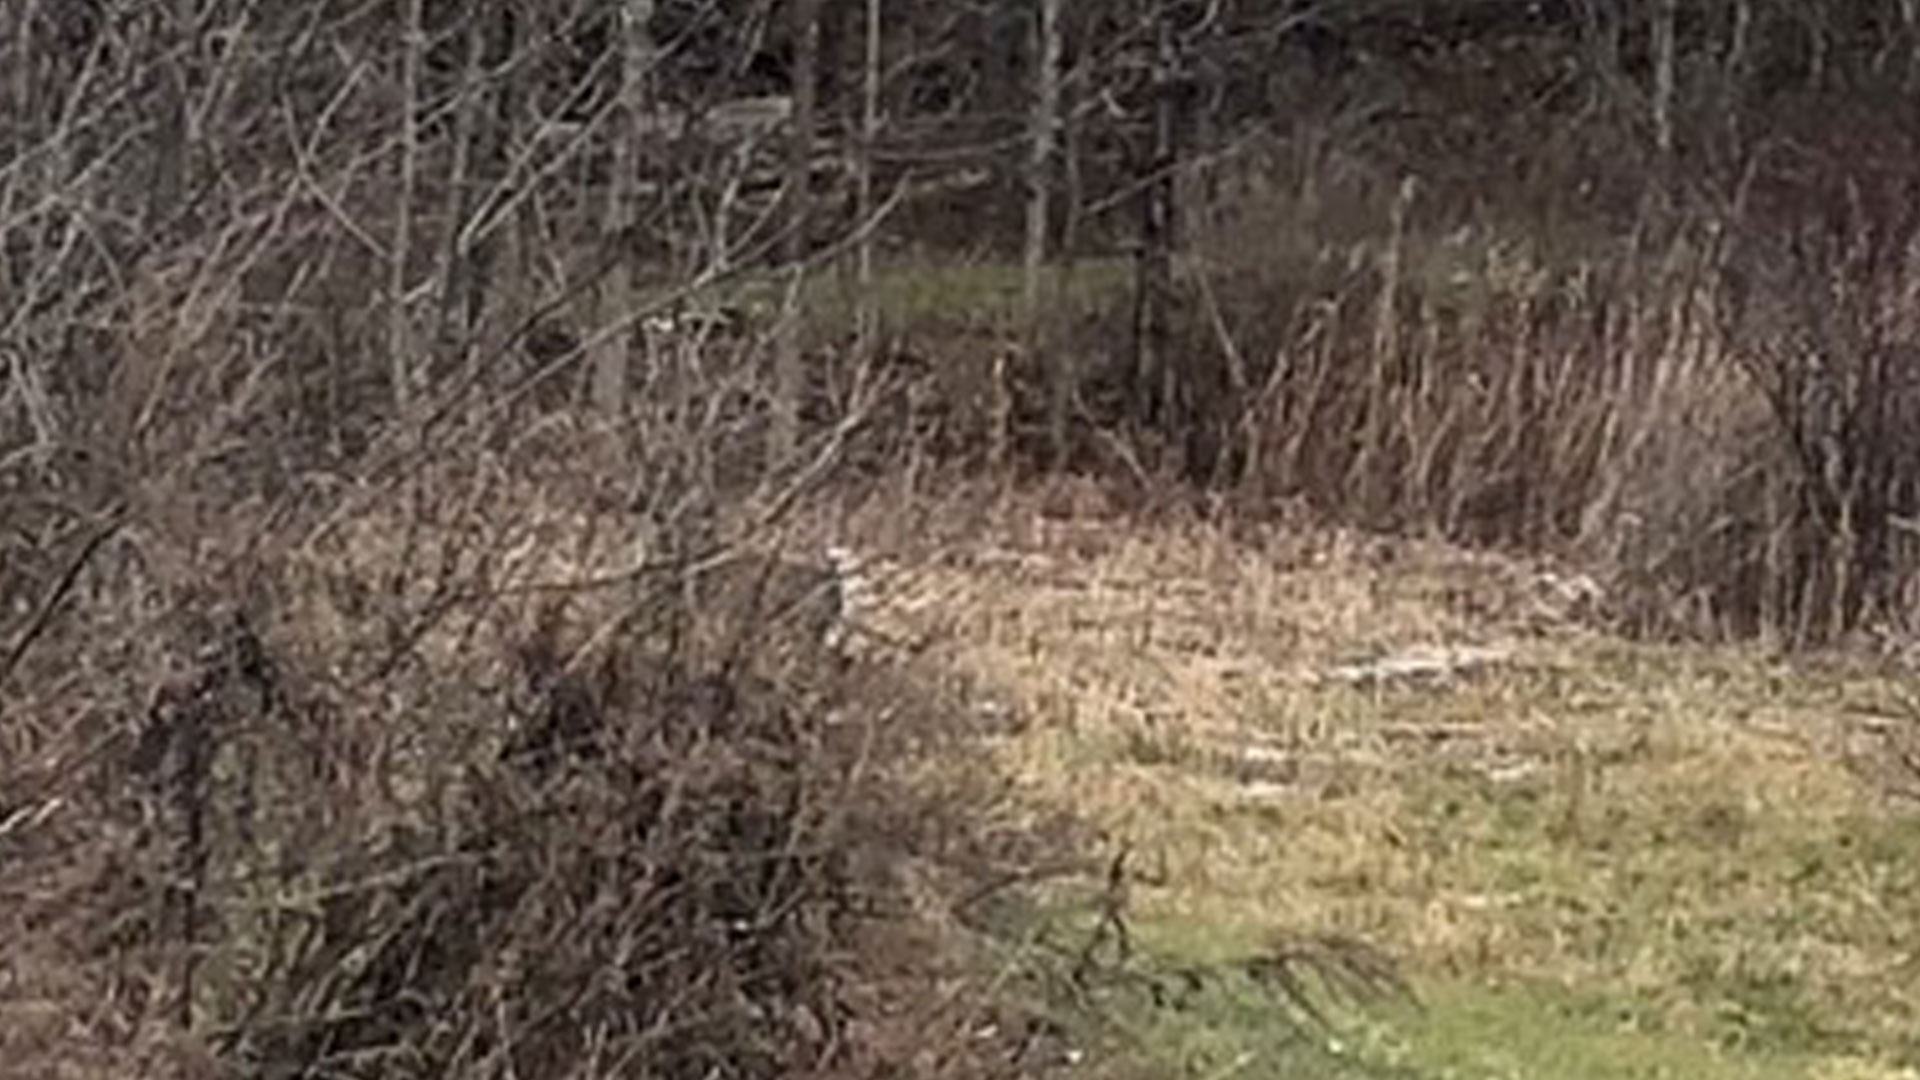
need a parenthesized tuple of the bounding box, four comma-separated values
(836, 484, 1920, 1065)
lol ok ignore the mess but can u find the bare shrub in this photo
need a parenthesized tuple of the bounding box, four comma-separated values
(0, 419, 1045, 1080)
(1712, 127, 1920, 643)
(0, 120, 1037, 1072)
(1589, 116, 1920, 645)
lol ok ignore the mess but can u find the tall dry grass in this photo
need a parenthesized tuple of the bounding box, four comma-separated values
(1136, 96, 1920, 649)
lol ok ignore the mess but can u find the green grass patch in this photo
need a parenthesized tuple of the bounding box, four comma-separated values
(1004, 646, 1920, 1075)
(1070, 924, 1920, 1080)
(913, 528, 1920, 1078)
(1374, 979, 1905, 1080)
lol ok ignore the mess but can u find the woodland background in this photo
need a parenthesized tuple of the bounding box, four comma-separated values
(6, 1, 1920, 1077)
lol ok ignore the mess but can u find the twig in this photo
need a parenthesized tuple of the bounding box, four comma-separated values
(0, 510, 125, 689)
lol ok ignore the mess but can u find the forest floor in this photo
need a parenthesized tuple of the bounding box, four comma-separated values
(846, 483, 1920, 1080)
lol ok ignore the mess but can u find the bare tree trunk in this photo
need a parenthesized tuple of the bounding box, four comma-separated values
(1727, 0, 1753, 75)
(1718, 0, 1753, 148)
(592, 0, 656, 417)
(774, 0, 821, 465)
(1026, 0, 1064, 469)
(853, 0, 881, 366)
(1651, 0, 1677, 160)
(1060, 69, 1084, 259)
(463, 3, 521, 372)
(146, 0, 191, 242)
(388, 0, 425, 414)
(1131, 8, 1179, 443)
(436, 7, 488, 361)
(1806, 8, 1830, 88)
(1904, 0, 1920, 83)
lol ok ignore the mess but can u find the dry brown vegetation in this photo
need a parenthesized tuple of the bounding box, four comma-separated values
(1145, 105, 1920, 649)
(853, 491, 1920, 1075)
(9, 3, 1920, 1078)
(1, 426, 1017, 1077)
